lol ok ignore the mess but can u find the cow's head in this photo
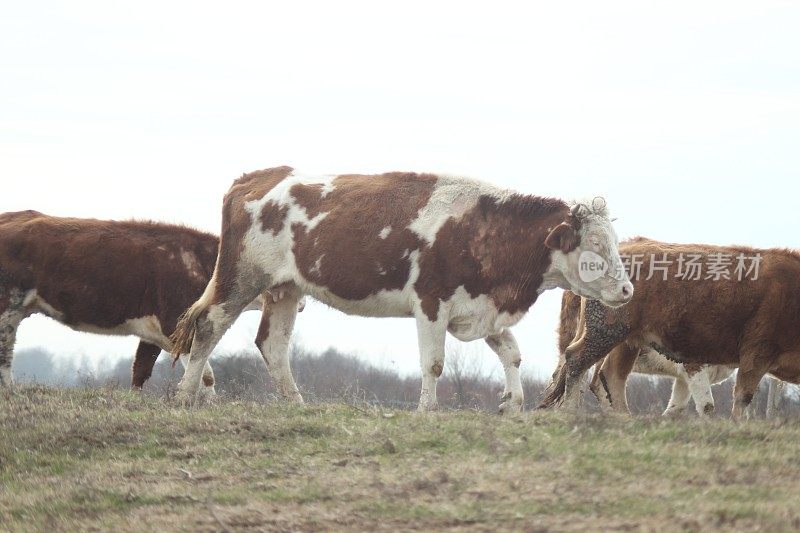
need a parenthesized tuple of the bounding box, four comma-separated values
(545, 198, 633, 308)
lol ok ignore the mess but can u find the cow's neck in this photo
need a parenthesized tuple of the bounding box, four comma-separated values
(465, 194, 571, 314)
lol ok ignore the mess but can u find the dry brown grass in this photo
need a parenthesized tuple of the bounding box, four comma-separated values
(2, 385, 800, 531)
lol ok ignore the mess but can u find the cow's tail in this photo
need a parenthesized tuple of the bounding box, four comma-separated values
(170, 278, 216, 364)
(540, 294, 588, 408)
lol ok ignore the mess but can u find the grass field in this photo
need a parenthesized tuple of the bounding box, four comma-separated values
(2, 386, 800, 531)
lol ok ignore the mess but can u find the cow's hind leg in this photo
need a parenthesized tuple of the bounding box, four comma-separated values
(0, 287, 27, 386)
(175, 284, 263, 405)
(177, 355, 217, 400)
(485, 329, 523, 414)
(131, 341, 161, 389)
(255, 290, 303, 403)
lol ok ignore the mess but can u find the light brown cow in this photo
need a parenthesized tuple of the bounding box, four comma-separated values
(171, 166, 632, 411)
(541, 237, 800, 419)
(0, 210, 262, 391)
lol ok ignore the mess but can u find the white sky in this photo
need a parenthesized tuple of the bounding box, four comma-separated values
(2, 1, 799, 380)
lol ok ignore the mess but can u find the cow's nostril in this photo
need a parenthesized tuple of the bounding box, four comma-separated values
(622, 284, 633, 299)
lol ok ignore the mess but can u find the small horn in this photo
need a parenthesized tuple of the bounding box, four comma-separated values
(570, 203, 582, 216)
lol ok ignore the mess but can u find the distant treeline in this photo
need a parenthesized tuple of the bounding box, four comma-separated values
(11, 345, 800, 416)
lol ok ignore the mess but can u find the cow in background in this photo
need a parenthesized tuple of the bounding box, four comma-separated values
(0, 210, 267, 393)
(172, 166, 633, 411)
(542, 237, 800, 420)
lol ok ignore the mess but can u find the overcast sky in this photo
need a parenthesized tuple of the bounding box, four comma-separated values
(2, 1, 799, 381)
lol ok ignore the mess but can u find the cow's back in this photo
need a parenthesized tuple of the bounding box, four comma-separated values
(0, 211, 219, 334)
(619, 239, 800, 365)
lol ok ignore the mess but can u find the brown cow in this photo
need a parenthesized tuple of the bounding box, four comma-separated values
(541, 237, 800, 419)
(556, 289, 736, 416)
(0, 210, 264, 392)
(171, 166, 633, 411)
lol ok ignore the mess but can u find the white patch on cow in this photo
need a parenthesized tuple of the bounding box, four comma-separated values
(632, 348, 735, 417)
(319, 181, 335, 198)
(443, 287, 526, 342)
(22, 289, 37, 308)
(180, 249, 205, 281)
(72, 315, 172, 350)
(407, 175, 513, 244)
(240, 171, 339, 287)
(32, 296, 65, 321)
(206, 305, 231, 337)
(379, 226, 392, 239)
(633, 348, 681, 376)
(310, 255, 324, 277)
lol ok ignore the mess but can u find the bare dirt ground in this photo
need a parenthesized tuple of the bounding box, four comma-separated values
(2, 386, 800, 531)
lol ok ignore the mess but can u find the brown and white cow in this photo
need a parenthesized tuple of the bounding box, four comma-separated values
(171, 166, 633, 411)
(541, 237, 800, 420)
(0, 210, 264, 392)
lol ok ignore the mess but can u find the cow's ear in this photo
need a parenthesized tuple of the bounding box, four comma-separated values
(545, 223, 579, 253)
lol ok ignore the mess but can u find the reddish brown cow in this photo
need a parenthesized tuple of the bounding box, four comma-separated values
(171, 166, 632, 411)
(0, 210, 261, 391)
(540, 237, 800, 419)
(557, 289, 736, 416)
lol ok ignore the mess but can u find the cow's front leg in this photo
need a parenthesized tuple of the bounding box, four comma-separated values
(485, 329, 523, 414)
(662, 377, 691, 417)
(686, 367, 715, 416)
(415, 309, 447, 412)
(0, 287, 27, 387)
(732, 355, 771, 421)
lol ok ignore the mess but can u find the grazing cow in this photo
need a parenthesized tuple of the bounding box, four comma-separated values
(0, 210, 264, 392)
(171, 166, 633, 411)
(557, 289, 736, 416)
(541, 237, 800, 420)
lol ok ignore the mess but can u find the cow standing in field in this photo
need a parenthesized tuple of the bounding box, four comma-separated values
(171, 166, 633, 411)
(0, 210, 263, 392)
(541, 237, 800, 419)
(557, 289, 736, 416)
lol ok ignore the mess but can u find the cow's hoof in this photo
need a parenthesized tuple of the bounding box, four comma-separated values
(174, 390, 196, 407)
(196, 387, 218, 405)
(662, 406, 687, 418)
(499, 397, 523, 415)
(286, 393, 305, 405)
